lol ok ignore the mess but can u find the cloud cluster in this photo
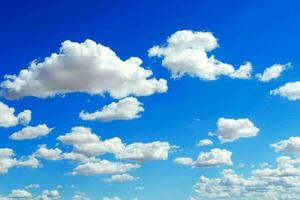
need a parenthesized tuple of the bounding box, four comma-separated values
(148, 30, 251, 80)
(80, 97, 144, 122)
(1, 39, 167, 100)
(0, 101, 31, 128)
(174, 148, 232, 168)
(210, 117, 259, 143)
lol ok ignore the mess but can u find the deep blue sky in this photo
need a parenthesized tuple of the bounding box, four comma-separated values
(1, 1, 300, 200)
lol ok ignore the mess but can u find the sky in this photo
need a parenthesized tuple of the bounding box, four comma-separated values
(1, 0, 300, 200)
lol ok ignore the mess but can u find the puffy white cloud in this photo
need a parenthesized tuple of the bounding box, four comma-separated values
(210, 117, 259, 143)
(35, 190, 61, 200)
(57, 126, 172, 162)
(0, 148, 39, 174)
(1, 39, 167, 100)
(102, 197, 121, 200)
(196, 139, 213, 147)
(191, 156, 300, 200)
(174, 148, 232, 168)
(256, 63, 290, 82)
(71, 193, 90, 200)
(149, 30, 249, 80)
(270, 81, 300, 100)
(9, 189, 32, 199)
(229, 62, 253, 79)
(9, 124, 52, 140)
(35, 145, 62, 161)
(24, 184, 40, 189)
(271, 137, 300, 155)
(0, 101, 31, 128)
(70, 160, 140, 176)
(79, 97, 144, 122)
(105, 173, 139, 183)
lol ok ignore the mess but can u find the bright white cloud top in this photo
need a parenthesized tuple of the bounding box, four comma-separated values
(0, 39, 167, 100)
(9, 124, 53, 140)
(105, 173, 139, 183)
(80, 97, 144, 122)
(0, 101, 31, 128)
(196, 139, 213, 147)
(256, 63, 290, 82)
(210, 117, 259, 143)
(148, 30, 251, 80)
(270, 81, 300, 100)
(271, 137, 300, 155)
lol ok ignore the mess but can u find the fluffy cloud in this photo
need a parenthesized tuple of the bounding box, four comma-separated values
(191, 156, 300, 200)
(105, 173, 139, 183)
(174, 148, 232, 168)
(0, 101, 31, 128)
(271, 137, 300, 155)
(102, 197, 121, 200)
(9, 189, 32, 199)
(0, 148, 39, 174)
(0, 39, 167, 100)
(35, 190, 61, 200)
(9, 124, 52, 140)
(196, 139, 213, 147)
(35, 145, 62, 161)
(70, 160, 140, 176)
(72, 193, 90, 200)
(256, 63, 290, 82)
(57, 127, 172, 162)
(79, 97, 144, 122)
(148, 30, 250, 80)
(270, 81, 300, 100)
(210, 117, 259, 143)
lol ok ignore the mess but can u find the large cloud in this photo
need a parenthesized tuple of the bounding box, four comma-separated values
(256, 63, 290, 82)
(210, 117, 259, 143)
(9, 124, 52, 140)
(0, 101, 31, 128)
(79, 97, 144, 122)
(270, 81, 300, 100)
(174, 148, 232, 168)
(0, 39, 167, 100)
(57, 126, 172, 162)
(148, 30, 251, 80)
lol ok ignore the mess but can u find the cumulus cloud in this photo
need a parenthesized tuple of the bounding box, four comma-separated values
(105, 173, 139, 183)
(0, 148, 39, 174)
(256, 63, 290, 82)
(79, 97, 144, 122)
(271, 137, 300, 155)
(70, 160, 140, 176)
(196, 139, 213, 147)
(102, 197, 121, 200)
(148, 30, 249, 80)
(174, 148, 232, 168)
(57, 126, 172, 162)
(191, 156, 300, 200)
(0, 101, 31, 128)
(35, 190, 61, 200)
(0, 39, 167, 100)
(270, 81, 300, 100)
(72, 193, 90, 200)
(35, 145, 62, 161)
(210, 117, 259, 143)
(9, 189, 32, 199)
(9, 124, 53, 140)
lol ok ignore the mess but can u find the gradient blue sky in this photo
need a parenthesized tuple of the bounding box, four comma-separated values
(1, 1, 300, 200)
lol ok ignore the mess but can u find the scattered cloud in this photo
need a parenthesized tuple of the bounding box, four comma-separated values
(256, 63, 290, 82)
(196, 139, 213, 147)
(271, 137, 300, 155)
(270, 81, 300, 100)
(9, 124, 53, 140)
(105, 173, 139, 183)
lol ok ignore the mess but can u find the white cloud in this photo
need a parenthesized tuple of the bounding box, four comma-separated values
(1, 39, 167, 100)
(270, 81, 300, 100)
(70, 160, 140, 176)
(196, 139, 213, 147)
(72, 193, 90, 200)
(102, 197, 121, 200)
(174, 148, 232, 168)
(9, 124, 52, 140)
(256, 63, 290, 82)
(35, 190, 61, 200)
(9, 189, 32, 199)
(210, 117, 259, 143)
(35, 145, 62, 161)
(148, 30, 248, 80)
(24, 184, 40, 189)
(230, 62, 253, 79)
(79, 97, 144, 122)
(191, 156, 300, 200)
(0, 148, 39, 174)
(105, 173, 139, 183)
(57, 126, 172, 162)
(0, 101, 31, 128)
(271, 137, 300, 155)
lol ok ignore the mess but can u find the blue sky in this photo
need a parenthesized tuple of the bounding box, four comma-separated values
(1, 1, 300, 200)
